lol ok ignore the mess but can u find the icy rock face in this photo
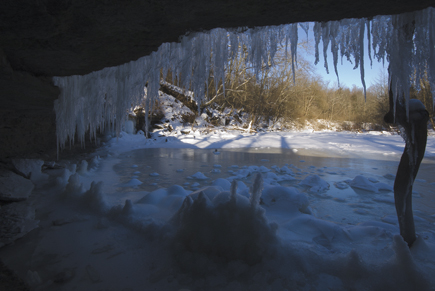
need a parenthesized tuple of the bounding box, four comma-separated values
(0, 171, 34, 202)
(53, 7, 435, 151)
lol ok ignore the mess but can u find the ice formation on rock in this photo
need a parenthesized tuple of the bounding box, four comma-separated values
(53, 8, 435, 151)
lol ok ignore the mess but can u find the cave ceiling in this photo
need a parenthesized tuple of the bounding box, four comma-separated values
(1, 0, 434, 77)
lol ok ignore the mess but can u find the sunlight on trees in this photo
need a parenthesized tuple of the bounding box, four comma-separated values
(161, 40, 428, 131)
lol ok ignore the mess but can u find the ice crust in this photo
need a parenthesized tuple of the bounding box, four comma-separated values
(53, 8, 435, 152)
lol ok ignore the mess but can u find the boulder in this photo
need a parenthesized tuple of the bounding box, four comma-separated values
(0, 202, 39, 248)
(0, 172, 34, 202)
(12, 159, 48, 183)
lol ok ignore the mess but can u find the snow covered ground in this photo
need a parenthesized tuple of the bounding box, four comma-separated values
(1, 127, 435, 291)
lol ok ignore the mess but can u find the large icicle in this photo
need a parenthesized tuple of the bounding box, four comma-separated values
(283, 23, 299, 83)
(313, 22, 322, 67)
(388, 12, 416, 118)
(289, 23, 299, 84)
(329, 21, 340, 86)
(359, 19, 367, 99)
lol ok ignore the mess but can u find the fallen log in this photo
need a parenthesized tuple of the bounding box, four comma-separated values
(159, 81, 198, 115)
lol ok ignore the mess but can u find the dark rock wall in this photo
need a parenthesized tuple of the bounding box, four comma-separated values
(0, 50, 59, 160)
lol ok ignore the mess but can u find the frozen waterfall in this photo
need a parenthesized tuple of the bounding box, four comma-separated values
(53, 7, 435, 153)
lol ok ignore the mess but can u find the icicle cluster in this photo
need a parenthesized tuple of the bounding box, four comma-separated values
(53, 7, 435, 151)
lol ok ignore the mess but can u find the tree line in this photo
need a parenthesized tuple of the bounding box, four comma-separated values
(160, 43, 433, 131)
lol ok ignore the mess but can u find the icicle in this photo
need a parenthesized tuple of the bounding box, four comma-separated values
(300, 22, 310, 40)
(371, 15, 391, 65)
(389, 12, 416, 119)
(322, 22, 330, 75)
(366, 20, 373, 68)
(229, 31, 239, 59)
(313, 22, 322, 66)
(329, 21, 340, 86)
(211, 29, 228, 100)
(230, 180, 237, 203)
(250, 173, 263, 208)
(247, 27, 266, 79)
(289, 23, 298, 84)
(269, 27, 279, 67)
(359, 19, 366, 100)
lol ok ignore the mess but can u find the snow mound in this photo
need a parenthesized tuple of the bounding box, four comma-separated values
(88, 156, 101, 172)
(77, 160, 88, 175)
(259, 166, 270, 173)
(349, 175, 392, 193)
(171, 175, 279, 266)
(62, 175, 108, 214)
(188, 172, 209, 180)
(276, 174, 297, 182)
(118, 178, 143, 187)
(82, 181, 109, 214)
(299, 174, 330, 192)
(136, 185, 189, 213)
(136, 188, 169, 205)
(211, 178, 231, 191)
(281, 214, 345, 243)
(279, 166, 294, 175)
(262, 186, 309, 214)
(334, 181, 349, 189)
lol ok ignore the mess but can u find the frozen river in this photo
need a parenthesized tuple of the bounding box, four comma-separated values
(113, 147, 435, 228)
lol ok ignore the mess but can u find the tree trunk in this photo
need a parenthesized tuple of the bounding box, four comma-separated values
(159, 81, 198, 115)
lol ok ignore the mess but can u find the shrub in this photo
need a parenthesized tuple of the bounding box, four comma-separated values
(181, 113, 196, 125)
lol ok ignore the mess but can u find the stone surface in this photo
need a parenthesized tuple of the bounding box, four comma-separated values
(0, 260, 30, 291)
(12, 159, 49, 183)
(0, 58, 58, 160)
(0, 171, 34, 202)
(0, 201, 39, 248)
